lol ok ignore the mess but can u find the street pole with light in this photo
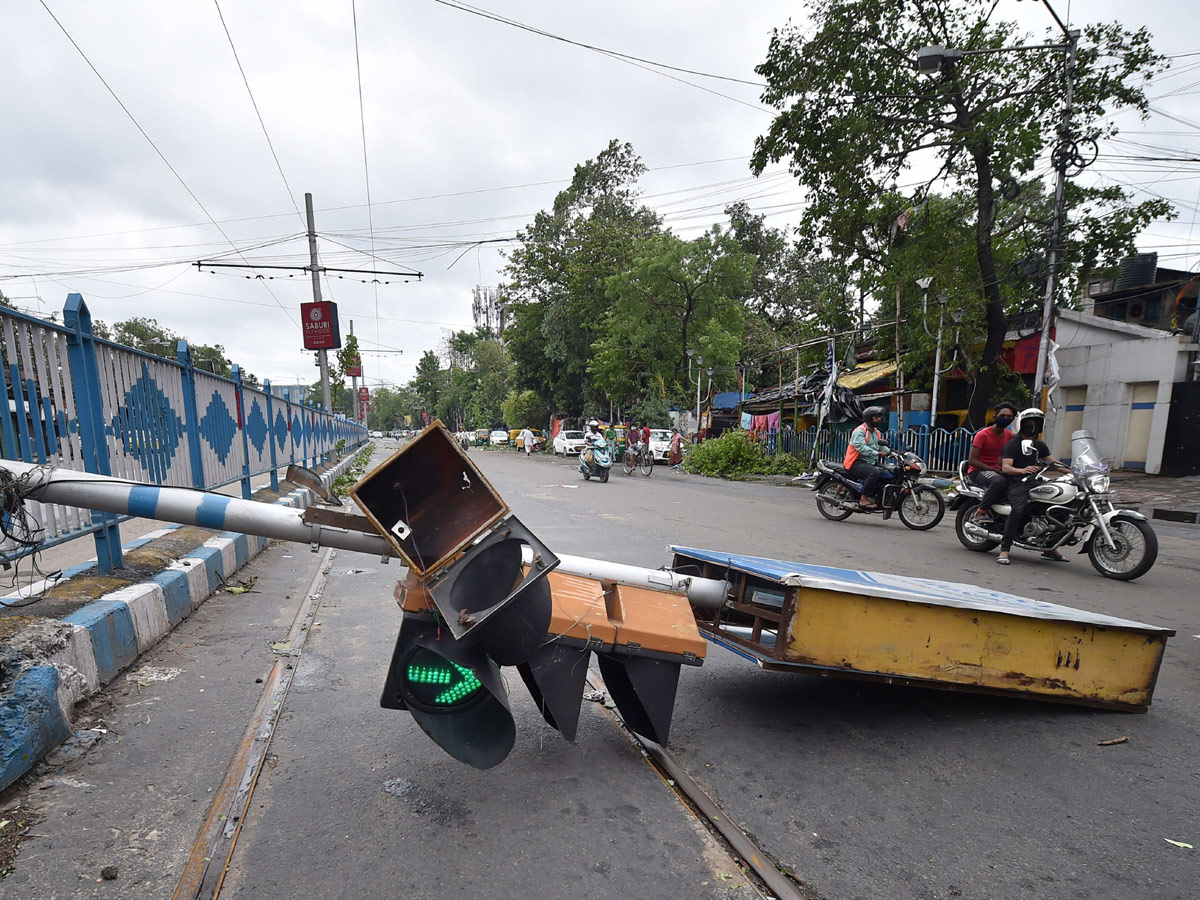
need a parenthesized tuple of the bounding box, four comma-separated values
(685, 349, 715, 439)
(916, 4, 1080, 408)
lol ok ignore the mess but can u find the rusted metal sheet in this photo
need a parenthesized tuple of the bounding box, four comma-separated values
(672, 546, 1173, 711)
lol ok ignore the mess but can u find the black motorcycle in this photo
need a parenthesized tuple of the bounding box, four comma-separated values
(811, 448, 945, 530)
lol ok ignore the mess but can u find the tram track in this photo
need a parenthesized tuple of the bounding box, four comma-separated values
(172, 547, 337, 900)
(586, 667, 822, 900)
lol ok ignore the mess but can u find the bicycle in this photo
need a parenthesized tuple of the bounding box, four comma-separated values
(622, 442, 655, 476)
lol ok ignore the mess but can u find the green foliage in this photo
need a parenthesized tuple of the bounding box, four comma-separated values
(501, 389, 549, 430)
(593, 227, 753, 403)
(682, 430, 802, 479)
(752, 0, 1170, 425)
(503, 140, 662, 416)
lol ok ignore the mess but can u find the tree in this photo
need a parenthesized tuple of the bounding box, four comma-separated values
(411, 349, 447, 416)
(111, 316, 242, 380)
(752, 0, 1170, 425)
(501, 389, 549, 431)
(503, 140, 662, 416)
(592, 227, 753, 403)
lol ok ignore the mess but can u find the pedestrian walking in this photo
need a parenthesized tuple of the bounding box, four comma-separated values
(519, 426, 534, 458)
(668, 427, 683, 468)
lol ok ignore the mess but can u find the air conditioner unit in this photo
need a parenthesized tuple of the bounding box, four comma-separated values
(1126, 301, 1146, 323)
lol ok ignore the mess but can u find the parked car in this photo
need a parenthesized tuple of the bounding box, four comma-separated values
(369, 430, 383, 439)
(489, 429, 509, 446)
(648, 429, 672, 462)
(552, 429, 586, 456)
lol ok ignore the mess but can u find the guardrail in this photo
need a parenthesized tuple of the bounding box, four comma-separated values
(768, 424, 974, 475)
(1, 294, 367, 571)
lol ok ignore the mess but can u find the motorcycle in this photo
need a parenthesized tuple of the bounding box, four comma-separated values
(951, 429, 1158, 580)
(578, 437, 612, 483)
(811, 447, 945, 530)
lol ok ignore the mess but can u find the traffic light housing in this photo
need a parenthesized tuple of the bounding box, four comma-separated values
(355, 421, 707, 768)
(380, 612, 515, 769)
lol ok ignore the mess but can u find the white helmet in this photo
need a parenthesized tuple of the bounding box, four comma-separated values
(587, 419, 600, 429)
(1014, 407, 1045, 437)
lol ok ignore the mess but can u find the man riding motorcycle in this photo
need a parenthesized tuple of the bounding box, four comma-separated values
(997, 408, 1070, 566)
(843, 406, 890, 510)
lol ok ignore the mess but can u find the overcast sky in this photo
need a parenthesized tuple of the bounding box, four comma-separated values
(2, 1, 1196, 395)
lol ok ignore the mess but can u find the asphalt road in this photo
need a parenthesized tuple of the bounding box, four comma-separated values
(5, 443, 1198, 899)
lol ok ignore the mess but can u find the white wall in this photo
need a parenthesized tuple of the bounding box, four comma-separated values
(1045, 310, 1194, 473)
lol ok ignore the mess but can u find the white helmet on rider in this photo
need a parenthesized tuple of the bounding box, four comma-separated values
(1014, 408, 1045, 437)
(587, 419, 600, 431)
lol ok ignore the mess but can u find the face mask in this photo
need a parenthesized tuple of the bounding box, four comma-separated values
(994, 415, 1013, 428)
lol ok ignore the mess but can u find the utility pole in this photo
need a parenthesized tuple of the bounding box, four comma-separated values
(306, 192, 332, 412)
(1032, 29, 1080, 404)
(349, 319, 358, 422)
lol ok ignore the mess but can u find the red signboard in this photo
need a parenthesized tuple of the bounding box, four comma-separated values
(358, 386, 370, 400)
(300, 300, 342, 350)
(347, 354, 362, 378)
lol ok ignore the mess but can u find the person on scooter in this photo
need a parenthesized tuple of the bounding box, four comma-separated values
(967, 401, 1018, 524)
(582, 419, 604, 468)
(996, 408, 1070, 565)
(843, 405, 890, 509)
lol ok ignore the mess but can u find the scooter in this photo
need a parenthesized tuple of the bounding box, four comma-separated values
(579, 437, 612, 483)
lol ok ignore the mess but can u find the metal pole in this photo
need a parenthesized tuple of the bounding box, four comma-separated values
(895, 283, 904, 433)
(695, 357, 702, 434)
(1033, 30, 1079, 402)
(520, 546, 729, 610)
(349, 319, 358, 423)
(4, 460, 394, 559)
(306, 192, 332, 413)
(931, 307, 944, 428)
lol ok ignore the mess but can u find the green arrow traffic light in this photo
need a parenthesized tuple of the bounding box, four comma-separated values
(405, 652, 483, 706)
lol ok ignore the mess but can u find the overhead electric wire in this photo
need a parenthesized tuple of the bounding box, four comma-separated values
(350, 0, 385, 356)
(430, 0, 770, 114)
(211, 0, 305, 229)
(430, 0, 765, 87)
(36, 0, 298, 327)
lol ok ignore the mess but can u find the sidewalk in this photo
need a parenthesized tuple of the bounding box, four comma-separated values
(0, 453, 363, 793)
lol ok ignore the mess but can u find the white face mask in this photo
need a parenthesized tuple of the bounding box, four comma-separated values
(1021, 439, 1036, 457)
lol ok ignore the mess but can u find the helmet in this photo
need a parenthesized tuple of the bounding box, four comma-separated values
(587, 419, 600, 429)
(862, 405, 885, 424)
(1014, 407, 1045, 436)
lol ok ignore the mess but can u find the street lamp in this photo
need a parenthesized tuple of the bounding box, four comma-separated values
(687, 349, 706, 434)
(916, 8, 1080, 404)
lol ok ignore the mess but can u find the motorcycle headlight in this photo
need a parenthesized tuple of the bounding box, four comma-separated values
(1087, 474, 1110, 493)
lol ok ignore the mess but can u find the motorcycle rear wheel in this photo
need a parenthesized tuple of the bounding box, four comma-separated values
(955, 503, 999, 551)
(898, 485, 946, 531)
(1087, 516, 1158, 580)
(816, 482, 854, 521)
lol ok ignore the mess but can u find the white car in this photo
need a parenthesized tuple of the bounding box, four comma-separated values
(490, 429, 509, 446)
(648, 429, 672, 462)
(552, 430, 586, 456)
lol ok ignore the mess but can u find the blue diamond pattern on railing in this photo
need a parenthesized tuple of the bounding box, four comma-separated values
(111, 366, 185, 478)
(246, 398, 268, 455)
(199, 391, 238, 464)
(303, 414, 313, 445)
(274, 410, 289, 450)
(291, 413, 302, 445)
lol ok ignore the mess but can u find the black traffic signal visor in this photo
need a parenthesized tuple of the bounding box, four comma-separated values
(423, 515, 558, 664)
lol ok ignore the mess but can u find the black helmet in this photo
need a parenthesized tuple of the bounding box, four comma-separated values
(1015, 407, 1045, 436)
(862, 405, 885, 424)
